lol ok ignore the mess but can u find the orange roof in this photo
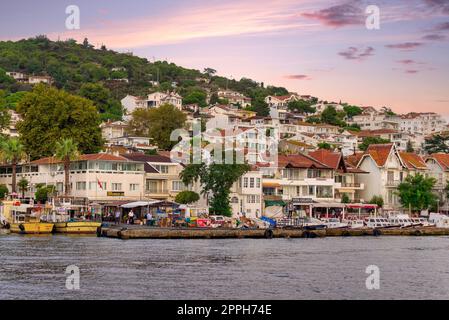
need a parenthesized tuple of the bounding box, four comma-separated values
(278, 153, 330, 169)
(429, 153, 449, 171)
(345, 152, 364, 167)
(365, 143, 394, 167)
(398, 152, 427, 170)
(30, 153, 137, 165)
(308, 149, 342, 170)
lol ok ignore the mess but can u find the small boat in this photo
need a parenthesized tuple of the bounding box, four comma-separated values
(343, 219, 365, 229)
(9, 205, 54, 234)
(388, 213, 423, 228)
(364, 217, 400, 229)
(320, 218, 348, 229)
(54, 221, 101, 234)
(429, 213, 449, 228)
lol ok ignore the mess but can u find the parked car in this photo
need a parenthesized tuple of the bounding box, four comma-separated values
(209, 215, 226, 228)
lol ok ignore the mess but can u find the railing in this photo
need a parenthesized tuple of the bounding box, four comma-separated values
(146, 189, 169, 194)
(340, 183, 361, 188)
(386, 180, 401, 187)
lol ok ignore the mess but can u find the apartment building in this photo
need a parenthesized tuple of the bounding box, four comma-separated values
(400, 112, 446, 136)
(217, 90, 251, 107)
(425, 153, 449, 210)
(0, 154, 146, 203)
(231, 171, 264, 218)
(264, 94, 300, 110)
(356, 144, 428, 210)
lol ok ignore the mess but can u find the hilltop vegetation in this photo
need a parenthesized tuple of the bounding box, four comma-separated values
(0, 36, 292, 119)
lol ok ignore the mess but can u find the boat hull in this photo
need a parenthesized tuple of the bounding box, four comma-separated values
(54, 222, 102, 234)
(10, 222, 54, 234)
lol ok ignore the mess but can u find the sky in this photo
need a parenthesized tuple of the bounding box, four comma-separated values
(1, 0, 449, 117)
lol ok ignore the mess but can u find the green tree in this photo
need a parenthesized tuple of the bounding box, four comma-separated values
(79, 83, 123, 121)
(0, 184, 8, 199)
(317, 142, 332, 150)
(381, 106, 396, 116)
(321, 106, 345, 126)
(397, 174, 437, 212)
(369, 195, 384, 208)
(127, 104, 186, 150)
(203, 68, 216, 78)
(287, 100, 316, 114)
(55, 138, 79, 196)
(249, 97, 269, 117)
(35, 184, 55, 204)
(424, 134, 449, 154)
(406, 140, 414, 153)
(175, 190, 200, 204)
(17, 177, 29, 199)
(180, 160, 250, 216)
(359, 137, 391, 151)
(16, 84, 103, 159)
(182, 90, 207, 108)
(0, 138, 26, 194)
(343, 104, 362, 118)
(0, 90, 12, 130)
(340, 193, 351, 204)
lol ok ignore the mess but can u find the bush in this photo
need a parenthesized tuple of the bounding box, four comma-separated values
(0, 184, 8, 199)
(175, 191, 200, 205)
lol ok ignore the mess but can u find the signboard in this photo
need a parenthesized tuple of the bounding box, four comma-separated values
(107, 191, 125, 197)
(291, 198, 314, 204)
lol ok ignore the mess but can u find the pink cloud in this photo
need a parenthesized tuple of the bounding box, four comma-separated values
(385, 42, 424, 50)
(301, 2, 364, 27)
(338, 46, 375, 61)
(284, 74, 312, 80)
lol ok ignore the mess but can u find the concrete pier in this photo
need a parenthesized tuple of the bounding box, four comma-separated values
(98, 225, 449, 240)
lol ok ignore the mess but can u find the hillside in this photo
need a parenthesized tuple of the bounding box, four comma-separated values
(0, 36, 291, 119)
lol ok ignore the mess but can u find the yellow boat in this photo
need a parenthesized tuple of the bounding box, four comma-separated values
(10, 221, 54, 234)
(8, 203, 55, 234)
(54, 221, 101, 234)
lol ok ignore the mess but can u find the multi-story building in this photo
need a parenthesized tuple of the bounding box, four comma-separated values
(400, 112, 446, 136)
(425, 153, 449, 211)
(100, 121, 128, 141)
(231, 171, 263, 218)
(264, 94, 300, 110)
(308, 149, 367, 203)
(356, 144, 428, 210)
(146, 91, 182, 110)
(0, 154, 146, 203)
(217, 90, 251, 107)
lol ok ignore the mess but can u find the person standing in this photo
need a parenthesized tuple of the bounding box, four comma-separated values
(128, 210, 135, 224)
(115, 210, 121, 224)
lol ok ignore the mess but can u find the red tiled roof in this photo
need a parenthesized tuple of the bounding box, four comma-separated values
(308, 149, 342, 170)
(429, 153, 449, 171)
(30, 153, 137, 165)
(365, 143, 394, 167)
(398, 152, 427, 170)
(345, 152, 364, 167)
(278, 153, 330, 169)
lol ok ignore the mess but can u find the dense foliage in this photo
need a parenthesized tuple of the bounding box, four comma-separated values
(16, 84, 103, 159)
(359, 137, 391, 151)
(175, 190, 200, 204)
(397, 174, 437, 212)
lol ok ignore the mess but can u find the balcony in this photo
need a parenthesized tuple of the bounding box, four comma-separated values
(386, 180, 401, 187)
(335, 183, 364, 190)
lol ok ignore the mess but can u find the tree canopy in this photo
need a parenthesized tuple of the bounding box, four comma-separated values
(287, 100, 316, 114)
(424, 134, 449, 154)
(397, 174, 437, 212)
(127, 103, 186, 150)
(16, 84, 103, 159)
(359, 137, 391, 151)
(175, 190, 200, 204)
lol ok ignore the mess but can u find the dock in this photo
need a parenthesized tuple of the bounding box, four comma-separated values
(98, 225, 449, 240)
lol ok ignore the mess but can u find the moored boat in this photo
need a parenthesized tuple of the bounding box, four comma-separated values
(9, 203, 54, 234)
(54, 221, 101, 234)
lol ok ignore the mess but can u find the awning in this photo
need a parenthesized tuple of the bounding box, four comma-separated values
(121, 200, 179, 209)
(265, 200, 286, 207)
(263, 182, 281, 188)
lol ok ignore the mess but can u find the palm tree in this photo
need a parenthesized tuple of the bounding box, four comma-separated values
(55, 138, 79, 196)
(0, 138, 26, 195)
(18, 177, 29, 199)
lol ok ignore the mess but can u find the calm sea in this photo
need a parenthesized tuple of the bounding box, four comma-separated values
(1, 235, 449, 300)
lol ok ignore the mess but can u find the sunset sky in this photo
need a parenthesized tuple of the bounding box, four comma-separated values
(1, 0, 449, 117)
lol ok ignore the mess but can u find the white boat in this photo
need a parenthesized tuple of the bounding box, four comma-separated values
(365, 217, 400, 229)
(343, 219, 365, 229)
(429, 213, 449, 228)
(410, 217, 434, 227)
(388, 213, 425, 228)
(320, 218, 348, 229)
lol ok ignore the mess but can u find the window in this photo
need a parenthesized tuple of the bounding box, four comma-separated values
(243, 177, 248, 188)
(76, 181, 86, 190)
(250, 178, 254, 188)
(307, 169, 321, 178)
(112, 183, 122, 191)
(172, 181, 186, 191)
(154, 165, 169, 173)
(256, 178, 261, 188)
(129, 184, 139, 191)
